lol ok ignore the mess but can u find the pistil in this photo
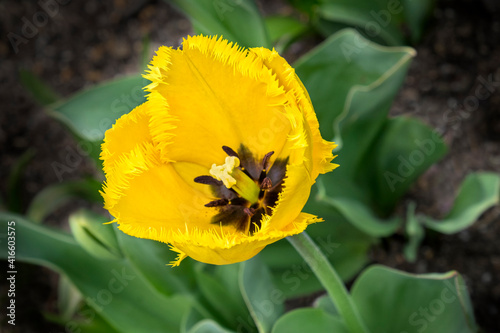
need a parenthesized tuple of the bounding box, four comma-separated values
(209, 156, 261, 204)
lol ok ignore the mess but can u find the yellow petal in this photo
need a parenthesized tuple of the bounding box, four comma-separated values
(169, 212, 322, 266)
(100, 102, 152, 175)
(261, 163, 314, 233)
(250, 47, 338, 178)
(106, 161, 217, 240)
(144, 35, 293, 168)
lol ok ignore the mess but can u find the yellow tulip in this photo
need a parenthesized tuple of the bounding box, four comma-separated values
(101, 35, 338, 266)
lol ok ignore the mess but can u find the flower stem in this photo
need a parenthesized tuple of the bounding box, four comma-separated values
(287, 232, 369, 333)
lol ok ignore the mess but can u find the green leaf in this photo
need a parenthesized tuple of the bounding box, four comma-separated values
(367, 117, 447, 213)
(195, 264, 250, 329)
(351, 265, 478, 333)
(26, 179, 103, 223)
(294, 29, 414, 236)
(423, 172, 500, 234)
(47, 75, 148, 165)
(0, 214, 191, 333)
(294, 28, 414, 163)
(239, 257, 284, 333)
(271, 308, 348, 333)
(403, 202, 424, 262)
(166, 0, 270, 48)
(69, 210, 122, 260)
(116, 229, 196, 296)
(315, 0, 406, 45)
(187, 320, 236, 333)
(19, 69, 60, 106)
(318, 189, 402, 237)
(264, 16, 308, 52)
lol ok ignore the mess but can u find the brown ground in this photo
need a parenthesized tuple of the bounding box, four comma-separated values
(0, 0, 499, 332)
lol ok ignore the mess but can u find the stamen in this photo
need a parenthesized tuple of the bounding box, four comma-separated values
(243, 207, 255, 217)
(261, 177, 272, 190)
(194, 175, 223, 186)
(262, 151, 274, 171)
(205, 198, 229, 207)
(222, 146, 239, 158)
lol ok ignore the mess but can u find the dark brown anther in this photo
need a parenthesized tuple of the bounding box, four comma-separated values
(205, 198, 229, 207)
(260, 177, 272, 190)
(222, 146, 239, 158)
(194, 176, 223, 186)
(262, 151, 274, 170)
(243, 207, 256, 217)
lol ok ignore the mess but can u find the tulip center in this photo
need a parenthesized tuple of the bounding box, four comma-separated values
(194, 145, 288, 234)
(209, 156, 261, 204)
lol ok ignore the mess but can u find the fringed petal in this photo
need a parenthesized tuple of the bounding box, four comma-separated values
(250, 47, 338, 178)
(100, 102, 153, 175)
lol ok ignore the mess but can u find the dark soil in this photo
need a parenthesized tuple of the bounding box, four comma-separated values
(0, 0, 499, 332)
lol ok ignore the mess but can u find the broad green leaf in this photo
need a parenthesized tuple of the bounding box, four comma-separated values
(318, 190, 402, 237)
(271, 308, 348, 333)
(26, 179, 103, 223)
(47, 74, 148, 165)
(295, 29, 414, 236)
(69, 210, 122, 260)
(0, 214, 191, 333)
(403, 202, 424, 262)
(265, 16, 307, 42)
(294, 28, 414, 164)
(166, 0, 270, 48)
(195, 265, 250, 329)
(367, 117, 447, 213)
(188, 320, 236, 333)
(116, 229, 196, 296)
(264, 16, 308, 52)
(423, 172, 500, 234)
(316, 0, 406, 45)
(19, 69, 60, 106)
(239, 257, 284, 333)
(352, 265, 478, 333)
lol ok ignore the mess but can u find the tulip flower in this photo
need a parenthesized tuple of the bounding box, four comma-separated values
(101, 35, 337, 265)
